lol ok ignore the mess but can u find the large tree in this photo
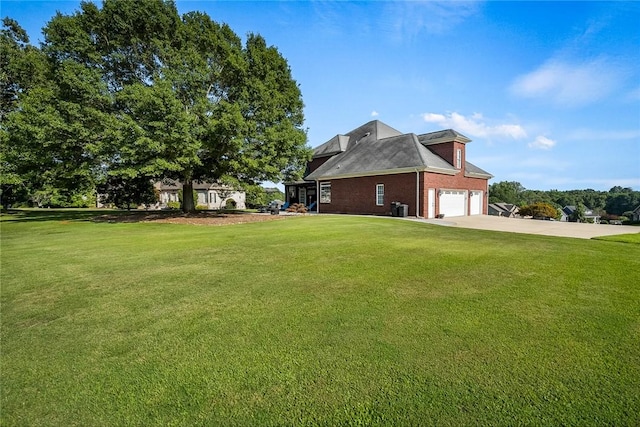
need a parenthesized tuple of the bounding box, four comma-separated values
(488, 181, 525, 205)
(4, 0, 310, 211)
(1, 17, 49, 205)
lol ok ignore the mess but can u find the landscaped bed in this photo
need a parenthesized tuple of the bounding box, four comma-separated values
(1, 211, 639, 425)
(96, 211, 290, 226)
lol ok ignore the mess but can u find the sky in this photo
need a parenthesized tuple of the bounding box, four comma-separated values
(3, 0, 640, 191)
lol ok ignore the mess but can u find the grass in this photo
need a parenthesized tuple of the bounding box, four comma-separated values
(593, 233, 640, 244)
(1, 211, 639, 426)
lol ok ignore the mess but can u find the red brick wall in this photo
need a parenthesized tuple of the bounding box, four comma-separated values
(318, 170, 489, 216)
(421, 172, 489, 216)
(309, 156, 332, 174)
(318, 173, 418, 215)
(427, 141, 466, 172)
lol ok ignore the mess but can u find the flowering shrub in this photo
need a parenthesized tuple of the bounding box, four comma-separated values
(519, 202, 560, 219)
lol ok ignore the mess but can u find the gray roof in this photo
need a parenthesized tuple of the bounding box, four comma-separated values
(562, 205, 599, 217)
(306, 133, 458, 180)
(306, 120, 493, 181)
(465, 161, 493, 179)
(418, 129, 471, 145)
(312, 120, 403, 159)
(312, 134, 350, 158)
(489, 203, 519, 213)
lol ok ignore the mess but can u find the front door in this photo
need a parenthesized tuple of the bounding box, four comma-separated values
(299, 187, 307, 206)
(470, 191, 483, 215)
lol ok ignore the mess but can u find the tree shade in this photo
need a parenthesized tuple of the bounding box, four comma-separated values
(1, 0, 311, 211)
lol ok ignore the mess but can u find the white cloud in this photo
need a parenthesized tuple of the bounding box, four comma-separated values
(422, 111, 527, 139)
(386, 1, 482, 40)
(510, 57, 624, 107)
(371, 110, 379, 117)
(528, 136, 556, 150)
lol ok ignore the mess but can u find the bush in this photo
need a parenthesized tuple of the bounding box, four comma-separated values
(196, 205, 208, 211)
(225, 199, 237, 210)
(600, 220, 608, 224)
(167, 201, 180, 210)
(519, 202, 560, 219)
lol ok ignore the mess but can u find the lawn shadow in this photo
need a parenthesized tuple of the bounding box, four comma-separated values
(1, 208, 253, 224)
(1, 209, 105, 223)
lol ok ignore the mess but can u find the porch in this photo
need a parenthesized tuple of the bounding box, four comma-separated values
(284, 181, 317, 211)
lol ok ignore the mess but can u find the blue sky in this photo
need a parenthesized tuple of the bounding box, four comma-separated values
(3, 0, 640, 191)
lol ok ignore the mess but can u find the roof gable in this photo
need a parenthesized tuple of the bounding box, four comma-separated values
(307, 133, 457, 180)
(312, 120, 402, 159)
(305, 121, 492, 181)
(312, 134, 350, 158)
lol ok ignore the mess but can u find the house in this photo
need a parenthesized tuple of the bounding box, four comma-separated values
(560, 205, 600, 223)
(488, 203, 520, 218)
(631, 205, 640, 221)
(155, 180, 246, 210)
(285, 120, 493, 218)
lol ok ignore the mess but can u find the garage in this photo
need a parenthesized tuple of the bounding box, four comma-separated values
(470, 191, 483, 215)
(439, 190, 467, 217)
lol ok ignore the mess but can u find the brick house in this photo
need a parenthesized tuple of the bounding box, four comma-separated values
(285, 120, 492, 218)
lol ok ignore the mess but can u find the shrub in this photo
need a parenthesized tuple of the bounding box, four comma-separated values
(520, 202, 560, 219)
(225, 199, 237, 210)
(600, 220, 608, 224)
(196, 205, 208, 211)
(167, 201, 180, 210)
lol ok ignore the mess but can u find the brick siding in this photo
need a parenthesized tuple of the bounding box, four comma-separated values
(318, 170, 489, 216)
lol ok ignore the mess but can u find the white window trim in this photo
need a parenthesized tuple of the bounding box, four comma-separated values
(376, 184, 384, 206)
(320, 182, 331, 204)
(456, 148, 462, 169)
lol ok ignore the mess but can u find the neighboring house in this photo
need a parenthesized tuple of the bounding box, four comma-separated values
(488, 203, 520, 218)
(631, 205, 640, 221)
(155, 180, 246, 210)
(285, 120, 493, 217)
(560, 205, 600, 223)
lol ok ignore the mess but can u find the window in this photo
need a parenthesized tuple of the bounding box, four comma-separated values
(320, 182, 331, 203)
(456, 148, 462, 169)
(376, 184, 384, 206)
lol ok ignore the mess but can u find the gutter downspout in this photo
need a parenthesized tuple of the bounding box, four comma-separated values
(316, 180, 320, 213)
(415, 169, 421, 218)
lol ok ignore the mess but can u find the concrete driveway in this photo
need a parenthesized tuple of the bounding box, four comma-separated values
(412, 215, 639, 239)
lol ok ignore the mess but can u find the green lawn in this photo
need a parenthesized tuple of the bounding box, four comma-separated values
(1, 211, 639, 426)
(593, 233, 640, 244)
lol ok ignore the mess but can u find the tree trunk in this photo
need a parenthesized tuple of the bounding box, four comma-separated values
(182, 179, 196, 213)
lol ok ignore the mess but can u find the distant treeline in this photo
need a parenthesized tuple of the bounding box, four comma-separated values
(489, 182, 639, 216)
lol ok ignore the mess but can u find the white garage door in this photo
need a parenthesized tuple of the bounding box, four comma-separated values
(439, 190, 466, 217)
(470, 191, 483, 215)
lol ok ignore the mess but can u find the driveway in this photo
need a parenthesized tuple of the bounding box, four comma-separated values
(411, 215, 639, 239)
